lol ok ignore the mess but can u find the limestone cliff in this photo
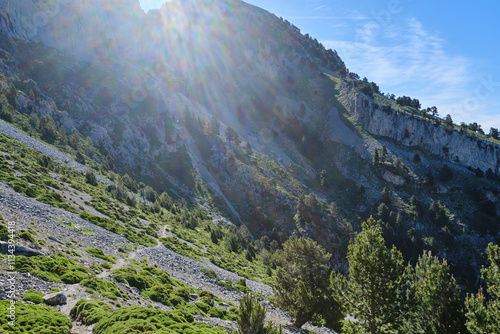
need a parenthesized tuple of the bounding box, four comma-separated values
(340, 81, 500, 174)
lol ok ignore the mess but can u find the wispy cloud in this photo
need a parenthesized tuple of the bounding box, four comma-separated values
(313, 5, 328, 11)
(322, 18, 500, 128)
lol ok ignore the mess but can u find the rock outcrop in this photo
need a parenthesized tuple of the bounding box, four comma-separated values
(340, 82, 500, 174)
(0, 241, 44, 257)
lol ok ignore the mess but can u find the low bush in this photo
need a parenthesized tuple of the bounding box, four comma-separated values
(70, 299, 113, 325)
(84, 248, 116, 264)
(0, 301, 72, 333)
(14, 255, 92, 284)
(22, 290, 44, 304)
(92, 305, 226, 334)
(80, 277, 125, 300)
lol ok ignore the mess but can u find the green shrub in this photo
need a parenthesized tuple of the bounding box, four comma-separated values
(101, 262, 112, 269)
(60, 270, 88, 284)
(169, 295, 185, 306)
(160, 236, 204, 262)
(84, 248, 116, 264)
(80, 277, 124, 300)
(112, 267, 155, 291)
(148, 284, 173, 305)
(19, 230, 36, 243)
(201, 268, 219, 280)
(0, 301, 72, 333)
(158, 272, 173, 285)
(80, 211, 156, 247)
(85, 169, 98, 186)
(234, 294, 282, 333)
(92, 305, 226, 334)
(201, 296, 215, 307)
(195, 301, 211, 313)
(36, 192, 76, 213)
(70, 299, 113, 325)
(179, 303, 206, 317)
(174, 287, 191, 300)
(22, 290, 44, 304)
(208, 306, 225, 318)
(0, 225, 8, 241)
(14, 255, 91, 283)
(91, 264, 103, 273)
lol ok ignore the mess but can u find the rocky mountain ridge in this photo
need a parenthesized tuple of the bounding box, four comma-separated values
(340, 81, 500, 174)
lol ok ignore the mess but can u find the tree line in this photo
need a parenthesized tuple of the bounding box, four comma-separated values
(255, 217, 500, 333)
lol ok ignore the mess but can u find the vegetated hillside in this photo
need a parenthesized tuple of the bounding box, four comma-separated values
(0, 0, 498, 306)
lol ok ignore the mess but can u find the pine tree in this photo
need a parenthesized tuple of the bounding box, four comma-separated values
(410, 195, 423, 219)
(244, 142, 252, 155)
(372, 148, 379, 165)
(320, 170, 329, 188)
(381, 186, 391, 205)
(381, 145, 388, 159)
(274, 237, 343, 330)
(465, 243, 500, 333)
(39, 114, 59, 142)
(444, 114, 453, 128)
(234, 294, 282, 334)
(401, 251, 465, 333)
(211, 116, 220, 136)
(331, 217, 404, 334)
(0, 94, 14, 122)
(489, 127, 499, 140)
(377, 203, 390, 223)
(85, 169, 98, 186)
(225, 126, 240, 146)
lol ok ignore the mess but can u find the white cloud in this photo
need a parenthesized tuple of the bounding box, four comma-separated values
(322, 18, 500, 127)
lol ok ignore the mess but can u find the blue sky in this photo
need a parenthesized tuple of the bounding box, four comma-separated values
(138, 0, 500, 130)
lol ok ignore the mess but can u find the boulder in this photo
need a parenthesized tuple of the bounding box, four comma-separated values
(43, 292, 67, 306)
(0, 242, 44, 257)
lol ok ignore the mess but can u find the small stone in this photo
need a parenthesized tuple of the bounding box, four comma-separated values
(43, 292, 67, 305)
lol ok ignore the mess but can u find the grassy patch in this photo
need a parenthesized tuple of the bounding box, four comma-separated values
(0, 301, 72, 333)
(160, 236, 205, 263)
(14, 255, 92, 284)
(19, 229, 36, 243)
(70, 299, 113, 325)
(84, 248, 116, 264)
(80, 211, 156, 247)
(22, 290, 44, 304)
(80, 277, 125, 300)
(92, 305, 227, 334)
(201, 268, 219, 280)
(112, 267, 156, 291)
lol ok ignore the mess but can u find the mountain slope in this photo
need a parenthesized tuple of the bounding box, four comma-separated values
(0, 0, 498, 312)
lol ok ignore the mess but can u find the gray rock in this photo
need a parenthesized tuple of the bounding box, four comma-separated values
(0, 242, 44, 257)
(43, 292, 67, 306)
(341, 83, 500, 174)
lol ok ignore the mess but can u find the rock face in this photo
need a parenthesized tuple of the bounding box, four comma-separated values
(340, 82, 500, 174)
(0, 241, 44, 257)
(0, 0, 143, 62)
(43, 292, 67, 305)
